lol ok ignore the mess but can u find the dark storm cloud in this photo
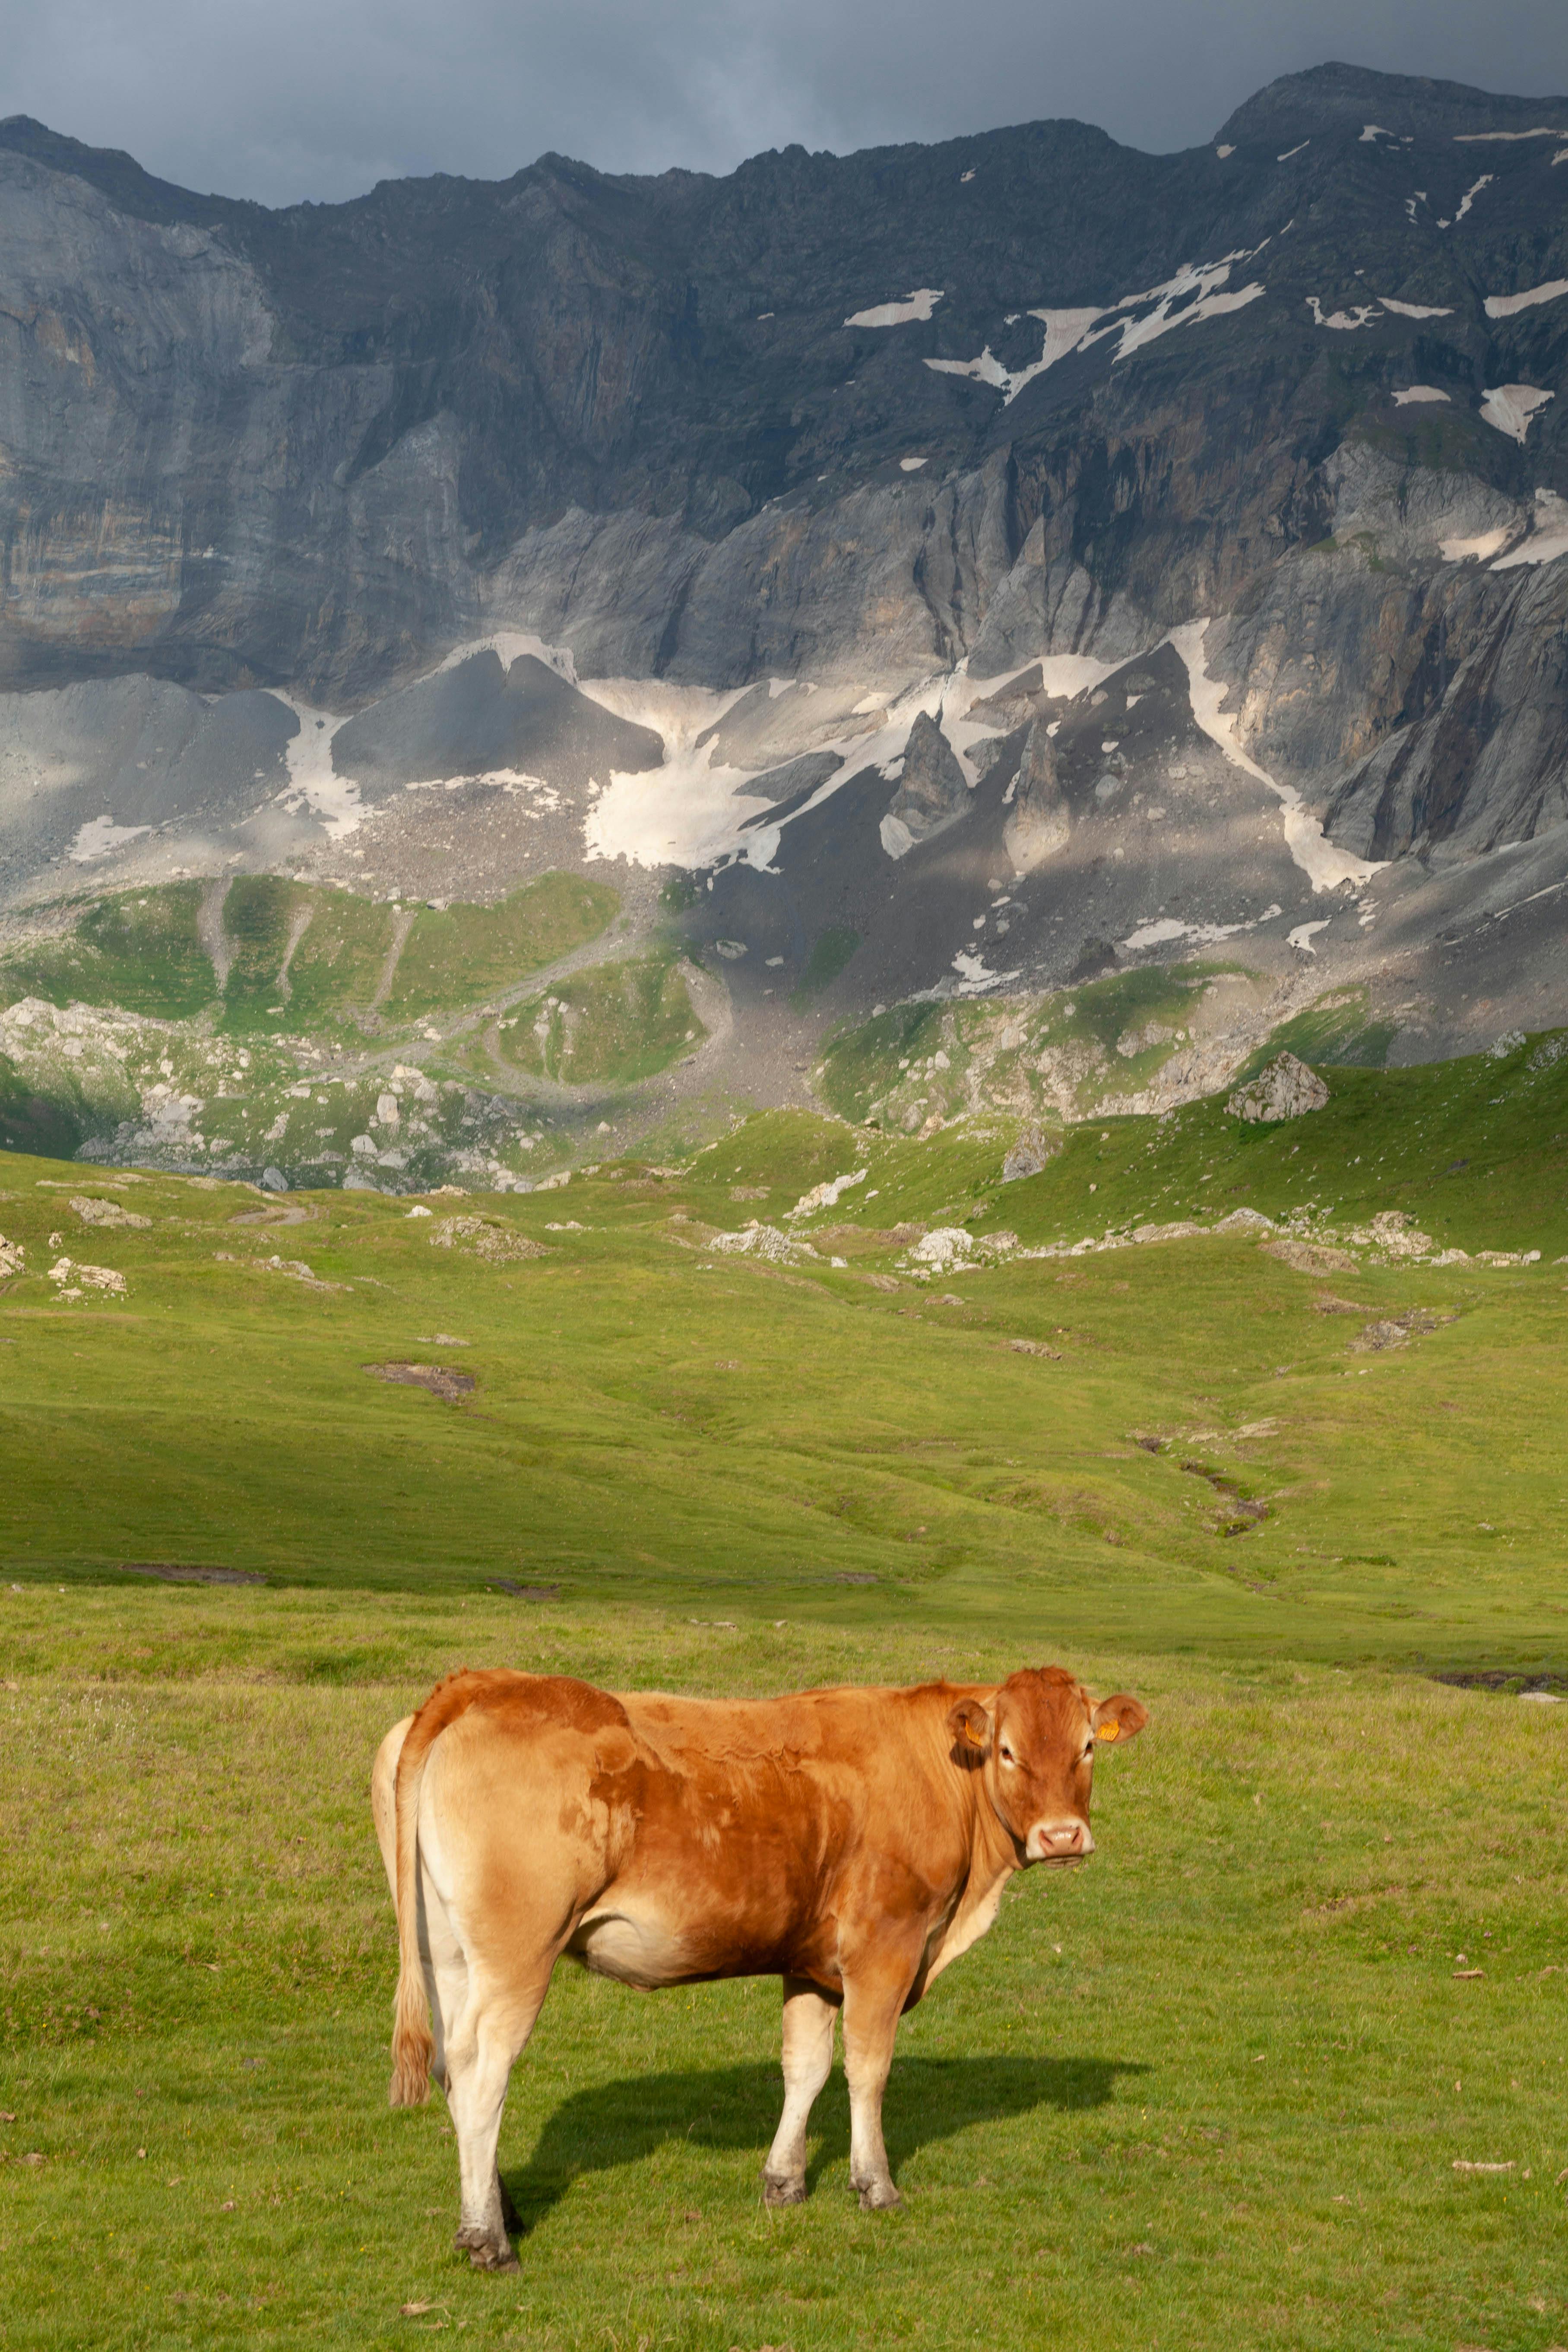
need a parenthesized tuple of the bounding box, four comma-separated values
(6, 0, 1568, 206)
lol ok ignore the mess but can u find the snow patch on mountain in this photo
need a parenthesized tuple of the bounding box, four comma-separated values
(1440, 526, 1514, 562)
(845, 289, 944, 327)
(1438, 175, 1492, 227)
(1306, 298, 1379, 330)
(1168, 621, 1384, 894)
(1121, 905, 1281, 953)
(923, 256, 1264, 402)
(1491, 490, 1568, 570)
(69, 816, 152, 862)
(1479, 384, 1554, 442)
(1484, 278, 1568, 317)
(275, 694, 362, 839)
(435, 629, 579, 684)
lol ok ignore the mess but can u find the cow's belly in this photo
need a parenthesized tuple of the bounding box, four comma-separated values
(566, 1892, 808, 1990)
(567, 1903, 694, 1990)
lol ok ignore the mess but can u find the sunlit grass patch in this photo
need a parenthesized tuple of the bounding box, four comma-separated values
(383, 876, 618, 1024)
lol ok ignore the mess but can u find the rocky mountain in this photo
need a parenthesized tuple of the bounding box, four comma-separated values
(2, 63, 1567, 1186)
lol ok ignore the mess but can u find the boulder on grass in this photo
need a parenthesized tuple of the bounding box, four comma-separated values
(1226, 1051, 1328, 1124)
(1002, 1124, 1058, 1182)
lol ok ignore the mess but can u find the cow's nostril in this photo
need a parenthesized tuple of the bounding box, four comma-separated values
(1030, 1819, 1092, 1860)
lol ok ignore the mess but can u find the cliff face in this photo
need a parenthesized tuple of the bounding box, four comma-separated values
(3, 66, 1568, 1157)
(4, 67, 1567, 676)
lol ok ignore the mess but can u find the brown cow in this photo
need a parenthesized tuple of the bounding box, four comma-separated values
(371, 1662, 1147, 2269)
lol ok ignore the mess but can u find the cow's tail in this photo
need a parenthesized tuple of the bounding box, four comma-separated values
(390, 1670, 485, 2108)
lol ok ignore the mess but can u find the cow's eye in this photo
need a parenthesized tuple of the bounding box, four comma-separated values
(999, 1744, 1017, 1767)
(1082, 1742, 1095, 1762)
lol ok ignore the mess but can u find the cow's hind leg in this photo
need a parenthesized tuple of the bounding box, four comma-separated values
(445, 1976, 551, 2271)
(841, 1966, 914, 2213)
(762, 1977, 839, 2206)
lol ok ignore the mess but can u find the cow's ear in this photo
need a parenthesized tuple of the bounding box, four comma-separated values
(1092, 1693, 1148, 1747)
(947, 1698, 993, 1759)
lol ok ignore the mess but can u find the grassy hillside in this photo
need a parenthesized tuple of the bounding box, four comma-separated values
(382, 878, 619, 1024)
(819, 969, 1407, 1131)
(0, 873, 630, 1180)
(0, 873, 619, 1046)
(498, 953, 705, 1086)
(0, 885, 215, 1021)
(799, 1036, 1568, 1264)
(0, 1058, 1564, 1657)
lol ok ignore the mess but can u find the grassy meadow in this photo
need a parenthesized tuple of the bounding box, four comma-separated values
(2, 1062, 1566, 2347)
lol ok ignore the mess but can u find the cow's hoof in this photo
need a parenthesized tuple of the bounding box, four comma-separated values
(854, 2179, 903, 2213)
(454, 2226, 518, 2272)
(763, 2173, 807, 2207)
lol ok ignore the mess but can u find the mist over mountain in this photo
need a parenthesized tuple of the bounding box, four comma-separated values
(2, 61, 1566, 1186)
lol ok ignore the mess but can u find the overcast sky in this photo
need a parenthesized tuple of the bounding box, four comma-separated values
(5, 0, 1568, 207)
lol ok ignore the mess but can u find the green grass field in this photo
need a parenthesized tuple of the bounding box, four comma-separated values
(2, 1065, 1566, 2347)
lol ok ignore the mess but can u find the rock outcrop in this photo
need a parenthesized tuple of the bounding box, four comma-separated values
(1003, 720, 1069, 873)
(1226, 1052, 1330, 1123)
(883, 710, 970, 853)
(1001, 1124, 1057, 1181)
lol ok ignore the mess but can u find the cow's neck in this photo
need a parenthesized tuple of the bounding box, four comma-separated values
(923, 1765, 1023, 1989)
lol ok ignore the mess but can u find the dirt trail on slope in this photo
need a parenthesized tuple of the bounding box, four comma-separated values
(274, 904, 315, 1001)
(196, 877, 233, 992)
(368, 907, 419, 1013)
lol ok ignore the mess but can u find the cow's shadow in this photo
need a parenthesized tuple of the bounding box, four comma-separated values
(500, 2053, 1148, 2232)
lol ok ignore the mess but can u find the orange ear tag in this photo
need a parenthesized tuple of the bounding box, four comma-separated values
(1097, 1721, 1120, 1741)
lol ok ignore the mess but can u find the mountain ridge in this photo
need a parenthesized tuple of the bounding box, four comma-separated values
(1, 65, 1567, 1188)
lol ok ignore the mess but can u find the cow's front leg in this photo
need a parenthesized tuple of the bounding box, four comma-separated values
(763, 1976, 839, 2206)
(840, 1964, 915, 2212)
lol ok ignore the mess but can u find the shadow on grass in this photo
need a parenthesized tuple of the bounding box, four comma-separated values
(503, 2053, 1149, 2230)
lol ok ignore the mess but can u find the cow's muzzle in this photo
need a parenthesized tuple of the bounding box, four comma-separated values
(1026, 1818, 1094, 1863)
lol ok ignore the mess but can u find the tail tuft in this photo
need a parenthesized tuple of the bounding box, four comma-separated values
(390, 1970, 433, 2107)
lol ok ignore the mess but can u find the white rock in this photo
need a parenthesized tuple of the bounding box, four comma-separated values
(48, 1257, 126, 1295)
(787, 1167, 868, 1220)
(710, 1222, 820, 1265)
(909, 1227, 974, 1268)
(70, 1196, 151, 1230)
(1368, 1210, 1433, 1258)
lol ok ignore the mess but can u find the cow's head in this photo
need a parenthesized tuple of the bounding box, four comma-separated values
(947, 1666, 1147, 1865)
